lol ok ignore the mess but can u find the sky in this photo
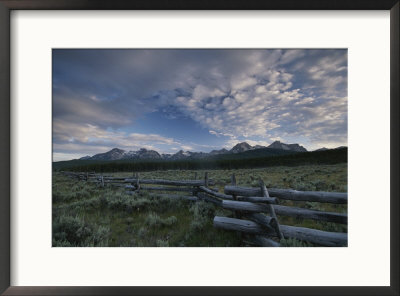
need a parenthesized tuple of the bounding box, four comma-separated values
(52, 49, 347, 161)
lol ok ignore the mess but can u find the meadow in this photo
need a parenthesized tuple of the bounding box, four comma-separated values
(52, 163, 347, 247)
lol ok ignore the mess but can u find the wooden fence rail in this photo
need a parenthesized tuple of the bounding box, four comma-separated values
(85, 176, 215, 187)
(198, 186, 234, 200)
(224, 186, 347, 204)
(273, 204, 347, 224)
(123, 178, 215, 186)
(214, 216, 265, 234)
(222, 200, 347, 224)
(135, 186, 196, 193)
(236, 195, 277, 204)
(222, 200, 272, 212)
(244, 213, 277, 233)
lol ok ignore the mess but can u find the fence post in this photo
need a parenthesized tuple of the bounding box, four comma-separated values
(101, 175, 104, 188)
(191, 172, 199, 197)
(231, 174, 237, 201)
(231, 174, 236, 186)
(136, 173, 141, 192)
(231, 174, 237, 200)
(204, 172, 209, 187)
(231, 174, 241, 218)
(259, 179, 284, 239)
(132, 173, 137, 189)
(230, 173, 243, 243)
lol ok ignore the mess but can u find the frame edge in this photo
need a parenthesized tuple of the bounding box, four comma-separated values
(390, 2, 400, 295)
(1, 0, 399, 295)
(0, 1, 10, 295)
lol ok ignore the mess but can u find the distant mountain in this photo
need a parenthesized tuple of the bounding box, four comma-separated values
(53, 146, 348, 172)
(74, 141, 309, 162)
(132, 148, 161, 160)
(209, 148, 229, 155)
(168, 150, 193, 160)
(267, 141, 307, 152)
(253, 145, 266, 149)
(315, 147, 329, 152)
(90, 148, 126, 161)
(230, 142, 252, 153)
(84, 147, 161, 161)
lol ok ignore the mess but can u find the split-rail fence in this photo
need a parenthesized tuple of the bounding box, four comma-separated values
(61, 171, 348, 247)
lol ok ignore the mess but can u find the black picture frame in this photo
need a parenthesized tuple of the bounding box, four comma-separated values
(0, 1, 398, 295)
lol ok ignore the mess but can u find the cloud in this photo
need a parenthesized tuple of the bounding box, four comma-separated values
(279, 49, 306, 65)
(53, 152, 92, 162)
(53, 49, 347, 158)
(289, 50, 348, 98)
(53, 120, 188, 156)
(209, 130, 236, 139)
(173, 68, 304, 140)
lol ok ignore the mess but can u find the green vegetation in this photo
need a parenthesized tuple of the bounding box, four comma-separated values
(52, 163, 347, 247)
(280, 238, 314, 247)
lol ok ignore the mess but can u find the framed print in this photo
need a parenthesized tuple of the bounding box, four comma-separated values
(0, 1, 399, 295)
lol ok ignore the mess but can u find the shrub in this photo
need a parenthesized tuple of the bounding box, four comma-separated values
(189, 201, 215, 219)
(53, 215, 88, 245)
(250, 180, 259, 187)
(280, 238, 313, 247)
(311, 180, 328, 191)
(56, 197, 102, 213)
(105, 193, 152, 213)
(52, 215, 110, 247)
(138, 227, 148, 238)
(87, 225, 110, 247)
(52, 239, 73, 247)
(304, 202, 323, 211)
(150, 194, 187, 212)
(293, 182, 312, 191)
(145, 212, 178, 227)
(126, 217, 134, 224)
(76, 189, 91, 199)
(318, 221, 347, 233)
(163, 216, 178, 226)
(189, 201, 215, 231)
(156, 239, 169, 247)
(145, 212, 163, 227)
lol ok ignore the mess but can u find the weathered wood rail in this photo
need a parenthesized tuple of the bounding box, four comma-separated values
(124, 178, 215, 186)
(273, 204, 347, 224)
(61, 170, 348, 247)
(225, 186, 347, 204)
(221, 199, 346, 224)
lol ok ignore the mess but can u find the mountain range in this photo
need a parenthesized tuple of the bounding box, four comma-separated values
(78, 141, 313, 161)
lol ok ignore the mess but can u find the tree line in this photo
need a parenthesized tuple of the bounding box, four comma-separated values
(53, 148, 347, 173)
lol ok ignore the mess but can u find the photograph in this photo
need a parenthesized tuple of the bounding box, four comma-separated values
(2, 1, 397, 294)
(52, 49, 348, 247)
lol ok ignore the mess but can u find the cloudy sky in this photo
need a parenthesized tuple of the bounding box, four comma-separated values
(52, 49, 347, 161)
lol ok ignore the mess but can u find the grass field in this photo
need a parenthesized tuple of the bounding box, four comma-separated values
(52, 163, 347, 247)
